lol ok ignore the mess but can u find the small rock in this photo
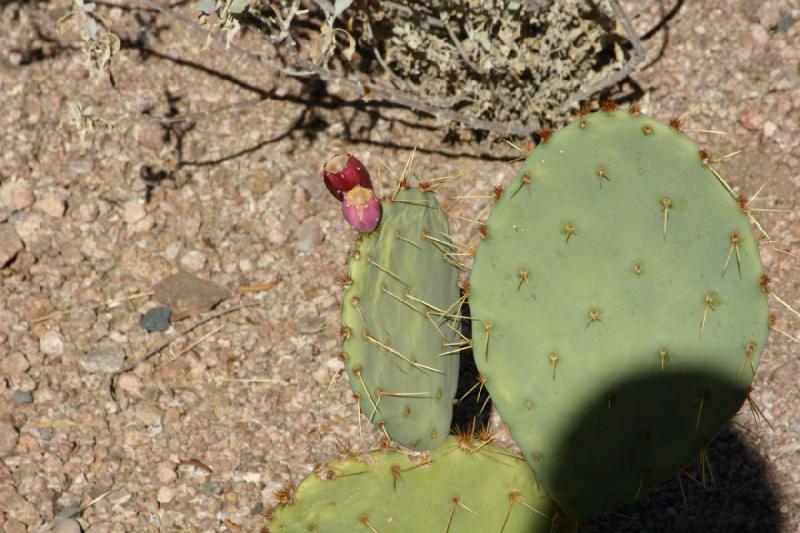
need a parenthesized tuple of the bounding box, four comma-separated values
(180, 250, 207, 271)
(140, 307, 171, 332)
(0, 352, 30, 375)
(132, 215, 154, 233)
(13, 213, 45, 249)
(122, 200, 146, 224)
(156, 486, 175, 504)
(739, 108, 765, 131)
(153, 271, 231, 320)
(0, 223, 23, 266)
(267, 226, 288, 246)
(296, 223, 323, 253)
(291, 187, 310, 221)
(34, 195, 66, 218)
(138, 122, 168, 151)
(106, 490, 132, 506)
(0, 420, 19, 454)
(9, 391, 33, 406)
(0, 180, 34, 212)
(164, 242, 181, 261)
(751, 24, 769, 46)
(325, 357, 344, 371)
(39, 330, 65, 357)
(157, 463, 177, 484)
(6, 494, 40, 526)
(67, 159, 94, 175)
(75, 202, 98, 223)
(3, 519, 26, 533)
(52, 518, 82, 533)
(80, 346, 126, 374)
(134, 402, 163, 426)
(763, 121, 777, 138)
(202, 480, 223, 495)
(776, 13, 796, 33)
(117, 373, 144, 396)
(757, 1, 783, 30)
(297, 314, 322, 334)
(53, 504, 81, 521)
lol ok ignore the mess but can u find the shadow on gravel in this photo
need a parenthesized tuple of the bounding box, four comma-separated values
(450, 298, 493, 434)
(537, 369, 783, 533)
(581, 422, 781, 533)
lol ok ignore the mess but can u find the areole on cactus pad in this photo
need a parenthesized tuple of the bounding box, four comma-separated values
(468, 109, 770, 518)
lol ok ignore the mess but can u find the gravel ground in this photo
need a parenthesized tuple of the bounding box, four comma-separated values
(0, 1, 798, 532)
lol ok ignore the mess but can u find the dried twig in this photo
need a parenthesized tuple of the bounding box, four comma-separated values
(157, 324, 224, 370)
(439, 14, 482, 75)
(139, 0, 542, 136)
(570, 0, 646, 104)
(31, 291, 154, 324)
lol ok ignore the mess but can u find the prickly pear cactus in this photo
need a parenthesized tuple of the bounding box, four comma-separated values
(340, 187, 463, 450)
(267, 436, 577, 532)
(469, 109, 769, 518)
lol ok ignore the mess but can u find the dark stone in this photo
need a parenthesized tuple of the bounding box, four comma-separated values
(140, 306, 172, 332)
(201, 480, 223, 495)
(9, 390, 33, 405)
(54, 504, 82, 521)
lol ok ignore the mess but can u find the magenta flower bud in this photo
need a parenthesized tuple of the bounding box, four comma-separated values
(322, 154, 373, 202)
(342, 185, 381, 233)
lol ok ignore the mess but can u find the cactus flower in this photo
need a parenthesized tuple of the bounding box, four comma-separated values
(322, 154, 373, 202)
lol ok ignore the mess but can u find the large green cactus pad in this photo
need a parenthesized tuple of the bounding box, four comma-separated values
(340, 187, 462, 450)
(267, 436, 577, 532)
(469, 110, 769, 518)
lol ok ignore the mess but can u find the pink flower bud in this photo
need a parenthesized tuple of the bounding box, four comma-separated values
(342, 185, 381, 233)
(322, 154, 372, 202)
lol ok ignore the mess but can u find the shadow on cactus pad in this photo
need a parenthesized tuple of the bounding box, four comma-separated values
(582, 420, 782, 532)
(543, 369, 780, 525)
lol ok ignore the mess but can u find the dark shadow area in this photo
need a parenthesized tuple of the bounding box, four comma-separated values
(9, 22, 72, 66)
(529, 369, 782, 531)
(115, 36, 512, 162)
(139, 165, 170, 204)
(581, 423, 781, 532)
(449, 296, 492, 434)
(639, 0, 686, 71)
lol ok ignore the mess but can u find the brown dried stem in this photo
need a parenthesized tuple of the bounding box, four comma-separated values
(571, 0, 646, 104)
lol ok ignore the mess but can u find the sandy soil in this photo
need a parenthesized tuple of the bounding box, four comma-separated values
(0, 1, 798, 532)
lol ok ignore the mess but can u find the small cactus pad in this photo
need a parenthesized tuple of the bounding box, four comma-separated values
(469, 111, 769, 518)
(267, 436, 577, 532)
(341, 188, 462, 450)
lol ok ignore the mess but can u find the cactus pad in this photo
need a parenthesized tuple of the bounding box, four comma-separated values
(267, 436, 577, 532)
(340, 187, 462, 450)
(469, 110, 769, 517)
